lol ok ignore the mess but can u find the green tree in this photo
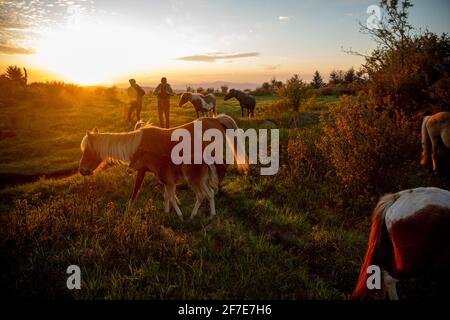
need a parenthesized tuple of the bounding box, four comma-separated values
(5, 65, 27, 86)
(356, 0, 450, 113)
(310, 70, 324, 88)
(270, 78, 283, 92)
(329, 70, 344, 85)
(344, 67, 356, 84)
(278, 74, 308, 111)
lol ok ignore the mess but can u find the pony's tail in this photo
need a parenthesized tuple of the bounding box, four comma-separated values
(420, 116, 431, 166)
(352, 193, 396, 300)
(216, 114, 249, 173)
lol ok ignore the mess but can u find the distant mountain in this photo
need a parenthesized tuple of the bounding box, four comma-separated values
(114, 81, 260, 92)
(179, 81, 259, 91)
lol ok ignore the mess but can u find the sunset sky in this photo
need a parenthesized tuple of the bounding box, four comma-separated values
(1, 0, 449, 87)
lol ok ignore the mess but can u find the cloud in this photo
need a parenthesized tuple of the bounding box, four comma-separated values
(0, 0, 96, 55)
(279, 16, 290, 21)
(178, 52, 260, 63)
(260, 64, 281, 71)
(0, 45, 35, 55)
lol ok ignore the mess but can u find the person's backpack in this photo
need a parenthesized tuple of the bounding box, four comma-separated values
(158, 84, 170, 99)
(136, 85, 146, 98)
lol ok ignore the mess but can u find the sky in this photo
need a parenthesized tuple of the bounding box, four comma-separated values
(0, 0, 449, 87)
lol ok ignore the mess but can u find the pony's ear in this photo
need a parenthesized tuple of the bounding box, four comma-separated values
(93, 127, 99, 133)
(86, 130, 91, 136)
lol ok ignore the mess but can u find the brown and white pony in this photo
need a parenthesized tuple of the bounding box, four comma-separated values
(79, 115, 244, 213)
(420, 111, 450, 173)
(353, 187, 450, 300)
(179, 92, 217, 118)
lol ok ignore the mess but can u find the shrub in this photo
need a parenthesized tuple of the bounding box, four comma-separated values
(277, 75, 309, 111)
(318, 95, 418, 193)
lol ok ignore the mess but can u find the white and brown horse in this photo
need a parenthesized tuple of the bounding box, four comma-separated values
(79, 115, 245, 217)
(353, 187, 450, 300)
(420, 111, 450, 173)
(179, 92, 217, 118)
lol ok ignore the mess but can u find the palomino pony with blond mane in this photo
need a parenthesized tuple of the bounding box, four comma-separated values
(179, 92, 217, 118)
(79, 115, 246, 218)
(353, 187, 450, 300)
(420, 111, 450, 173)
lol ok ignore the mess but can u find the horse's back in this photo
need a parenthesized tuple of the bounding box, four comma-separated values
(385, 187, 450, 229)
(385, 187, 450, 275)
(427, 112, 450, 132)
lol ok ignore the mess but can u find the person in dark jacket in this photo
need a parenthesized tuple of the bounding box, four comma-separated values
(153, 77, 174, 128)
(127, 78, 146, 128)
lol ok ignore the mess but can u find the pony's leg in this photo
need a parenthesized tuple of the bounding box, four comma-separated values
(190, 193, 205, 220)
(163, 187, 170, 213)
(208, 193, 216, 220)
(196, 110, 200, 118)
(166, 184, 183, 219)
(431, 141, 439, 173)
(241, 107, 244, 117)
(130, 170, 146, 202)
(383, 270, 399, 300)
(202, 179, 216, 219)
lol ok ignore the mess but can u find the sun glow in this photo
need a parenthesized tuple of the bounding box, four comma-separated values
(34, 17, 180, 85)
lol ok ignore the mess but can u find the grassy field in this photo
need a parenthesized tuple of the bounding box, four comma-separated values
(0, 92, 446, 299)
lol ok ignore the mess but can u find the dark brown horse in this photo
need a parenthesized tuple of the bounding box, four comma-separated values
(224, 89, 256, 118)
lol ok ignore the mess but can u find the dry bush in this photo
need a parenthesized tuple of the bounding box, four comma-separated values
(318, 95, 418, 193)
(263, 98, 291, 117)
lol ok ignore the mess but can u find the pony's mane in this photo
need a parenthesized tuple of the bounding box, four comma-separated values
(81, 130, 144, 163)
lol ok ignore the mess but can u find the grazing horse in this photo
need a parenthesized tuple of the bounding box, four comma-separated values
(420, 111, 450, 173)
(353, 187, 450, 300)
(179, 92, 217, 118)
(126, 150, 219, 220)
(79, 115, 243, 209)
(224, 89, 256, 118)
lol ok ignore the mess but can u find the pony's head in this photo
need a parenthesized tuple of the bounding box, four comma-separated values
(179, 92, 192, 108)
(224, 89, 236, 101)
(79, 128, 102, 176)
(126, 148, 148, 175)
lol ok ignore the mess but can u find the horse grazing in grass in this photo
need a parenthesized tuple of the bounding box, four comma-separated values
(420, 111, 450, 173)
(79, 115, 244, 215)
(179, 92, 217, 118)
(224, 89, 256, 118)
(353, 187, 450, 300)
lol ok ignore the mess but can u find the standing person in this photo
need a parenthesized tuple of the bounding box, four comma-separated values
(153, 77, 174, 128)
(127, 79, 146, 128)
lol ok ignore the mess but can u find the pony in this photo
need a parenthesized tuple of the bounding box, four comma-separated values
(224, 89, 256, 118)
(353, 187, 450, 300)
(79, 115, 243, 207)
(126, 149, 219, 220)
(179, 92, 217, 118)
(420, 111, 450, 173)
